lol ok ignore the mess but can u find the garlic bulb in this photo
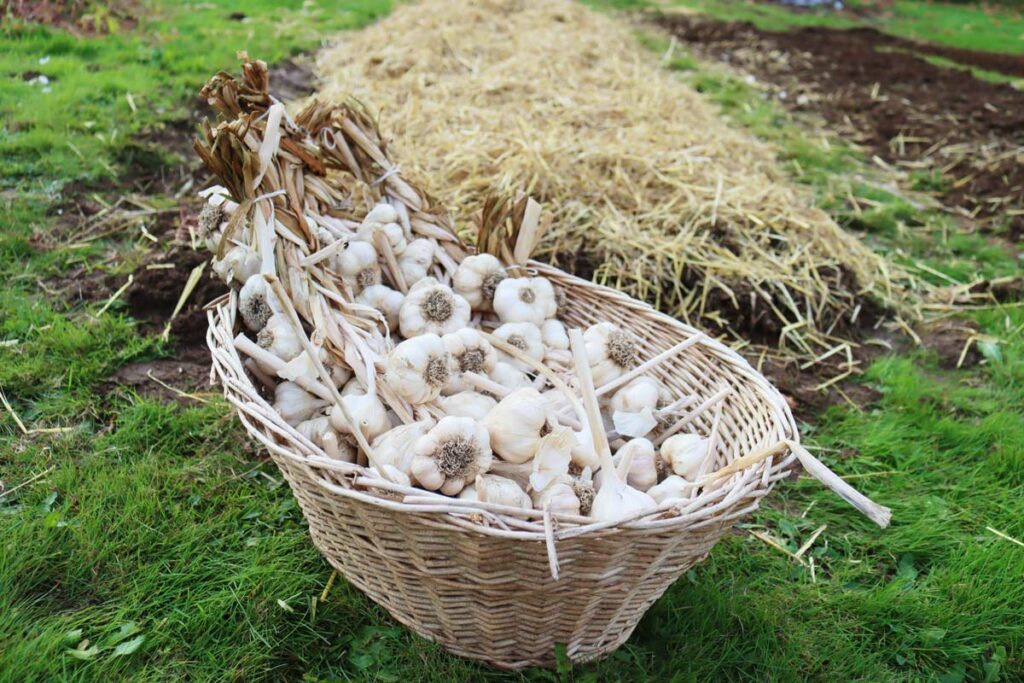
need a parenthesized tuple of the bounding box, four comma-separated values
(257, 313, 303, 363)
(590, 475, 656, 522)
(492, 322, 545, 372)
(610, 376, 661, 414)
(296, 415, 356, 462)
(356, 284, 404, 332)
(612, 407, 658, 439)
(356, 204, 406, 256)
(212, 244, 260, 285)
(493, 276, 558, 325)
(489, 361, 532, 391)
(541, 318, 571, 365)
(336, 240, 381, 292)
(443, 328, 497, 392)
(371, 420, 433, 475)
(239, 274, 280, 332)
(529, 426, 573, 492)
(274, 381, 329, 426)
(584, 322, 640, 386)
(648, 475, 690, 505)
(613, 438, 658, 491)
(398, 278, 471, 337)
(398, 238, 435, 285)
(439, 391, 497, 421)
(411, 416, 493, 495)
(532, 480, 581, 516)
(660, 433, 709, 479)
(474, 474, 532, 509)
(481, 388, 551, 464)
(452, 253, 507, 311)
(457, 485, 478, 501)
(384, 334, 451, 404)
(329, 392, 391, 441)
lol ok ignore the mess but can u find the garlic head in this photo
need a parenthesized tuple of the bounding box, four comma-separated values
(647, 475, 690, 505)
(474, 474, 532, 509)
(489, 361, 533, 391)
(613, 438, 658, 491)
(257, 313, 303, 364)
(584, 322, 640, 386)
(439, 391, 497, 421)
(398, 280, 471, 337)
(398, 238, 435, 286)
(335, 240, 381, 292)
(660, 433, 709, 480)
(356, 284, 404, 332)
(529, 426, 573, 492)
(442, 328, 497, 392)
(411, 416, 493, 495)
(239, 274, 281, 332)
(532, 481, 581, 516)
(452, 253, 507, 311)
(329, 392, 392, 441)
(212, 244, 260, 285)
(371, 419, 434, 475)
(493, 276, 558, 325)
(492, 321, 545, 372)
(384, 334, 452, 404)
(610, 376, 661, 414)
(481, 387, 552, 464)
(274, 381, 329, 426)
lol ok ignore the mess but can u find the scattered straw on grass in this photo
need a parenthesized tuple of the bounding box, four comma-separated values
(317, 0, 922, 357)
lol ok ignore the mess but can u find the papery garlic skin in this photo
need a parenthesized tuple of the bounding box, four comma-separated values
(329, 392, 392, 441)
(257, 313, 303, 363)
(274, 381, 329, 426)
(584, 322, 640, 386)
(356, 284, 404, 332)
(213, 244, 260, 285)
(492, 322, 545, 372)
(532, 481, 581, 516)
(336, 240, 381, 292)
(398, 279, 471, 337)
(648, 475, 690, 505)
(398, 238, 435, 286)
(371, 420, 433, 475)
(239, 274, 281, 332)
(481, 388, 551, 464)
(411, 416, 493, 495)
(384, 334, 451, 404)
(489, 361, 532, 391)
(493, 277, 557, 325)
(614, 438, 658, 491)
(452, 253, 507, 311)
(439, 391, 497, 421)
(610, 376, 661, 415)
(442, 328, 497, 392)
(474, 474, 532, 509)
(660, 433, 709, 480)
(529, 426, 573, 492)
(612, 407, 658, 439)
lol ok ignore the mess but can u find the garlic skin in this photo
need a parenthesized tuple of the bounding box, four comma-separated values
(239, 274, 281, 332)
(371, 420, 433, 475)
(212, 244, 260, 285)
(452, 253, 507, 311)
(439, 391, 497, 421)
(492, 322, 545, 372)
(384, 334, 452, 404)
(612, 407, 658, 439)
(442, 328, 497, 392)
(614, 438, 658, 491)
(532, 481, 581, 516)
(660, 433, 709, 479)
(610, 376, 661, 414)
(481, 388, 552, 464)
(474, 474, 532, 509)
(489, 361, 533, 391)
(529, 426, 573, 492)
(329, 392, 392, 441)
(274, 381, 329, 426)
(335, 240, 381, 292)
(356, 204, 407, 256)
(398, 238, 435, 286)
(398, 279, 471, 337)
(411, 416, 493, 495)
(648, 475, 690, 505)
(584, 322, 640, 386)
(356, 284, 404, 332)
(257, 313, 303, 363)
(493, 277, 558, 325)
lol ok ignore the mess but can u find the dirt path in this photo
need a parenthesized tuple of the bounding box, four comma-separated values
(657, 16, 1024, 237)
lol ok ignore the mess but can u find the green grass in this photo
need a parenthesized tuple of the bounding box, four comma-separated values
(2, 1, 1024, 681)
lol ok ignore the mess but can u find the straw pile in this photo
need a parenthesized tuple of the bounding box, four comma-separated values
(316, 0, 922, 359)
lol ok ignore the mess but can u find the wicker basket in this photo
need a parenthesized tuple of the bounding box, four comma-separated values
(198, 58, 888, 670)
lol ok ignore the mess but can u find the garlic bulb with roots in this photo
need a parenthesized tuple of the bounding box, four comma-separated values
(613, 438, 658, 491)
(212, 243, 260, 285)
(329, 392, 391, 441)
(610, 376, 661, 414)
(398, 238, 435, 286)
(383, 334, 451, 404)
(489, 361, 532, 391)
(481, 388, 552, 464)
(356, 204, 407, 256)
(274, 381, 329, 426)
(371, 420, 434, 475)
(493, 276, 558, 325)
(257, 313, 303, 364)
(452, 253, 507, 311)
(411, 416, 493, 495)
(532, 480, 581, 516)
(529, 426, 573, 492)
(584, 322, 641, 387)
(356, 284, 404, 332)
(398, 278, 471, 337)
(648, 475, 690, 505)
(492, 322, 545, 373)
(238, 274, 281, 332)
(439, 391, 497, 421)
(442, 328, 497, 393)
(660, 433, 709, 480)
(334, 240, 381, 293)
(473, 474, 532, 509)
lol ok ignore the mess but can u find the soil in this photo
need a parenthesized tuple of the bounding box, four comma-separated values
(100, 357, 212, 405)
(1, 0, 138, 34)
(918, 318, 982, 369)
(656, 15, 1024, 236)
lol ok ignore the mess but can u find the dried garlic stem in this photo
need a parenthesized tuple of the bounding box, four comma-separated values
(568, 328, 616, 477)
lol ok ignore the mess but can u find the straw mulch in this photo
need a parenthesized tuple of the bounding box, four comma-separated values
(316, 0, 925, 360)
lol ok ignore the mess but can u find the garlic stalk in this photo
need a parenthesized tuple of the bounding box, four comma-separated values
(398, 278, 471, 337)
(492, 322, 545, 372)
(335, 240, 381, 292)
(356, 284, 404, 332)
(474, 474, 532, 509)
(493, 276, 558, 325)
(452, 253, 507, 311)
(411, 416, 493, 495)
(371, 420, 434, 475)
(660, 433, 709, 480)
(275, 381, 330, 426)
(398, 238, 435, 286)
(481, 388, 552, 464)
(383, 334, 452, 404)
(438, 391, 497, 421)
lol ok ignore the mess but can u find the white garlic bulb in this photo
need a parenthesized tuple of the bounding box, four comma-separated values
(452, 253, 507, 311)
(648, 475, 690, 505)
(489, 361, 532, 391)
(541, 318, 571, 365)
(439, 391, 497, 421)
(590, 475, 656, 523)
(493, 276, 558, 326)
(356, 284, 404, 332)
(398, 238, 435, 285)
(411, 416, 493, 495)
(274, 381, 329, 426)
(529, 426, 573, 492)
(212, 244, 260, 285)
(584, 322, 640, 386)
(443, 328, 498, 393)
(257, 313, 303, 363)
(371, 420, 433, 475)
(660, 433, 709, 480)
(383, 334, 451, 404)
(610, 376, 661, 414)
(295, 414, 355, 463)
(611, 407, 658, 439)
(356, 204, 406, 256)
(532, 480, 581, 516)
(398, 278, 471, 337)
(329, 392, 391, 441)
(457, 485, 478, 501)
(613, 438, 658, 491)
(335, 240, 381, 292)
(238, 274, 280, 332)
(474, 474, 532, 509)
(492, 322, 545, 372)
(481, 388, 551, 464)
